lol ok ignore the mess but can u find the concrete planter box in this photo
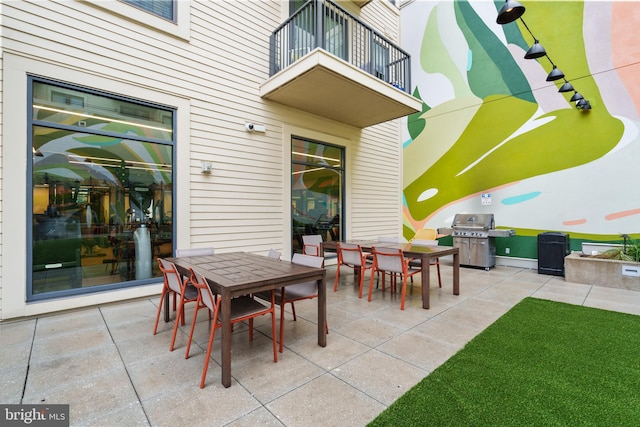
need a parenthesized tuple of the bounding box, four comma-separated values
(565, 252, 640, 291)
(581, 242, 623, 255)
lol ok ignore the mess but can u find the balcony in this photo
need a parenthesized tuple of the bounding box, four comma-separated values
(259, 0, 421, 128)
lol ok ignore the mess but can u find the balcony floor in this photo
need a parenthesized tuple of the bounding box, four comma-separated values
(2, 264, 639, 425)
(260, 49, 422, 128)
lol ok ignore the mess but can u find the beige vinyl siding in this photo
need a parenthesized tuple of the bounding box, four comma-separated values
(0, 51, 3, 317)
(360, 0, 401, 44)
(0, 0, 403, 318)
(351, 121, 403, 239)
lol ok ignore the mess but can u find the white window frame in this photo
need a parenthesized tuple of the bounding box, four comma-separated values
(85, 0, 191, 41)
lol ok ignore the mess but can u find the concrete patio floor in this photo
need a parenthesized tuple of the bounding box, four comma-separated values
(2, 264, 639, 426)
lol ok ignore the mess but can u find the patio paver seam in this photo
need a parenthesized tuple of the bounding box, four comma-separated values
(99, 306, 153, 426)
(19, 318, 37, 404)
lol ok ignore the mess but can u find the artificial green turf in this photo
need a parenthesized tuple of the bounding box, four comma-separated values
(369, 297, 640, 426)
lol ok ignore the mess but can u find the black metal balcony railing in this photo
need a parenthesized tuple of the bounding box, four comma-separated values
(269, 0, 411, 93)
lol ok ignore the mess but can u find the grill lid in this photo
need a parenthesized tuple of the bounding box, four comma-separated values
(452, 213, 495, 230)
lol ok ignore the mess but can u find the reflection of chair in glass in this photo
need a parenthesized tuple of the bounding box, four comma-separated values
(185, 267, 278, 388)
(334, 242, 372, 294)
(175, 247, 215, 257)
(367, 246, 421, 310)
(302, 235, 323, 256)
(153, 258, 200, 351)
(409, 238, 442, 288)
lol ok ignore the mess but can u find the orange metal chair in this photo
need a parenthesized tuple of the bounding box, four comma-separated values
(267, 248, 281, 260)
(302, 234, 323, 256)
(334, 242, 373, 294)
(413, 228, 438, 240)
(256, 253, 328, 352)
(367, 246, 421, 310)
(409, 239, 442, 288)
(375, 236, 404, 289)
(273, 253, 326, 353)
(185, 267, 278, 388)
(408, 229, 441, 288)
(153, 258, 200, 351)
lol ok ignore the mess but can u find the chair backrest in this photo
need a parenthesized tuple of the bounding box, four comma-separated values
(292, 253, 325, 269)
(413, 228, 437, 240)
(289, 253, 325, 296)
(268, 249, 281, 260)
(378, 236, 402, 243)
(337, 242, 364, 266)
(371, 246, 406, 274)
(189, 268, 217, 312)
(302, 235, 323, 256)
(412, 239, 439, 247)
(157, 258, 184, 294)
(175, 247, 215, 257)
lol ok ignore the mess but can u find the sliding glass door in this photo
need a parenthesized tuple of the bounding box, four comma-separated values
(291, 137, 344, 253)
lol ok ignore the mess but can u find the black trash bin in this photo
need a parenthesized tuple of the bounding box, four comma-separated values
(538, 232, 570, 276)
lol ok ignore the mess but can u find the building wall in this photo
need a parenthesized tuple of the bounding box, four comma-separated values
(400, 0, 640, 259)
(0, 0, 403, 319)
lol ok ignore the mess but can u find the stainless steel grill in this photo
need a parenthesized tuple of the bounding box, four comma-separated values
(444, 213, 514, 270)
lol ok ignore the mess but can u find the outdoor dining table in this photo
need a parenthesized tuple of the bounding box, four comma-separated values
(320, 240, 459, 309)
(164, 252, 327, 388)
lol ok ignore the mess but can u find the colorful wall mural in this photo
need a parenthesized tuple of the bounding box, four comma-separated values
(400, 0, 640, 258)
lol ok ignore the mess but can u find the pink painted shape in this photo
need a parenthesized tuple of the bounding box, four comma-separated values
(605, 208, 640, 221)
(612, 3, 640, 116)
(563, 219, 587, 226)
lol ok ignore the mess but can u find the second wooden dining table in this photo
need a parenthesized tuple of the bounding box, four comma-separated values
(165, 252, 327, 388)
(320, 240, 459, 309)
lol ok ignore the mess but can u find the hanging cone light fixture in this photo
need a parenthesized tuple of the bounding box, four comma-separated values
(496, 0, 526, 24)
(524, 40, 546, 59)
(546, 66, 564, 81)
(558, 80, 574, 92)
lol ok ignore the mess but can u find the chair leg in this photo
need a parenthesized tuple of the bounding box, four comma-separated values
(270, 308, 278, 362)
(361, 267, 371, 299)
(333, 264, 341, 292)
(153, 288, 168, 335)
(169, 298, 183, 352)
(279, 303, 286, 353)
(180, 303, 186, 326)
(357, 265, 365, 297)
(290, 301, 297, 321)
(437, 261, 442, 288)
(400, 276, 408, 310)
(200, 309, 219, 389)
(170, 293, 189, 351)
(367, 269, 376, 301)
(185, 303, 203, 359)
